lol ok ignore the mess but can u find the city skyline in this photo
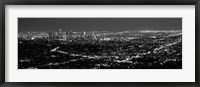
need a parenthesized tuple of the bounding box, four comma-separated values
(18, 18, 182, 32)
(18, 18, 182, 69)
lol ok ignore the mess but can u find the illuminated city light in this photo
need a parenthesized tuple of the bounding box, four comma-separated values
(18, 30, 182, 69)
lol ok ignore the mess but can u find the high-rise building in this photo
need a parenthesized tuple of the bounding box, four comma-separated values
(57, 29, 64, 40)
(49, 29, 65, 41)
(65, 31, 73, 41)
(48, 32, 55, 40)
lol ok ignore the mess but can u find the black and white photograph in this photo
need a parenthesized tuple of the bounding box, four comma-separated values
(18, 18, 182, 69)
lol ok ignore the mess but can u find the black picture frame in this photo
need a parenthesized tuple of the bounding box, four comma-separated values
(0, 0, 200, 87)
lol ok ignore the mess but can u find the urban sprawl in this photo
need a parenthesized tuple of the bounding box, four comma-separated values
(18, 29, 182, 69)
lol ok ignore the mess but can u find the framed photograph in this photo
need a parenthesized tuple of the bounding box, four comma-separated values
(0, 0, 199, 87)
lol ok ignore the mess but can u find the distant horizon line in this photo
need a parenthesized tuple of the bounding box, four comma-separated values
(19, 30, 182, 32)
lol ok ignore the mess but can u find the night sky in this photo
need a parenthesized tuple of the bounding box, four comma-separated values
(18, 18, 182, 32)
